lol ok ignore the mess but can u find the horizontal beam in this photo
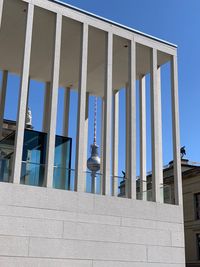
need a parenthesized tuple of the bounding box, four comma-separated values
(23, 0, 176, 54)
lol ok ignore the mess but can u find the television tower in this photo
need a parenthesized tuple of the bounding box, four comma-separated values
(87, 97, 100, 193)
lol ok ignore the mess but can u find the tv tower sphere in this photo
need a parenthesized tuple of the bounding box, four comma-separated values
(87, 143, 100, 172)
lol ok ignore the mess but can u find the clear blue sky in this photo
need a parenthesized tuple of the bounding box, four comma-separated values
(2, 0, 200, 177)
(58, 0, 200, 171)
(58, 0, 200, 165)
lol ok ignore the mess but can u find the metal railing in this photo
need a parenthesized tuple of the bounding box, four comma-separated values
(53, 166, 75, 191)
(0, 159, 176, 205)
(21, 161, 45, 187)
(136, 180, 175, 204)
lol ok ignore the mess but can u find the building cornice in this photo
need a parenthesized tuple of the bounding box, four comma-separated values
(49, 0, 177, 48)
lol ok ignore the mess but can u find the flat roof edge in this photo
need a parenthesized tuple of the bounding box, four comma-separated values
(50, 0, 177, 48)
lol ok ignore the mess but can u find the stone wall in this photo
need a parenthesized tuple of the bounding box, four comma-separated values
(183, 174, 200, 265)
(0, 183, 185, 266)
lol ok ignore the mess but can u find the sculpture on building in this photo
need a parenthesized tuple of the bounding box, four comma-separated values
(180, 146, 186, 159)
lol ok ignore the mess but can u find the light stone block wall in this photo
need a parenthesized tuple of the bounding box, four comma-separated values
(183, 175, 200, 266)
(0, 183, 185, 266)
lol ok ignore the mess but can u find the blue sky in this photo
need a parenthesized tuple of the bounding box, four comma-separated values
(57, 0, 200, 165)
(2, 0, 200, 177)
(57, 0, 200, 171)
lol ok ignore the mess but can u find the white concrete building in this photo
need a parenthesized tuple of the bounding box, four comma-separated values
(0, 0, 185, 266)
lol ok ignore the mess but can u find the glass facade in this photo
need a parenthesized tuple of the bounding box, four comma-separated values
(0, 131, 15, 182)
(0, 128, 72, 189)
(53, 135, 72, 190)
(21, 129, 72, 188)
(21, 129, 47, 186)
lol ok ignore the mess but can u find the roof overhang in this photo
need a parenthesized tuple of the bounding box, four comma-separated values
(0, 0, 176, 96)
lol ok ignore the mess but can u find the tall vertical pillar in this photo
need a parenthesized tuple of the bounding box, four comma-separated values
(126, 39, 136, 199)
(60, 87, 71, 189)
(25, 77, 31, 126)
(112, 90, 119, 196)
(102, 32, 113, 196)
(100, 97, 104, 194)
(12, 3, 34, 184)
(139, 75, 147, 200)
(171, 54, 183, 205)
(75, 23, 89, 192)
(125, 82, 130, 197)
(43, 82, 51, 132)
(44, 13, 62, 188)
(62, 87, 71, 137)
(157, 66, 164, 203)
(0, 70, 8, 138)
(100, 97, 104, 174)
(150, 48, 163, 202)
(82, 92, 89, 172)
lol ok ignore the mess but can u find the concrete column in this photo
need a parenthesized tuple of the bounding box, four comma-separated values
(0, 0, 4, 28)
(42, 82, 51, 132)
(25, 76, 31, 127)
(62, 87, 71, 137)
(171, 54, 183, 206)
(82, 92, 89, 192)
(102, 32, 113, 196)
(139, 75, 147, 200)
(44, 13, 62, 188)
(100, 97, 104, 194)
(157, 66, 164, 203)
(75, 23, 89, 192)
(112, 90, 119, 196)
(82, 92, 89, 172)
(125, 82, 130, 197)
(126, 39, 137, 199)
(0, 70, 8, 138)
(12, 3, 34, 184)
(60, 87, 71, 190)
(100, 98, 104, 173)
(150, 48, 163, 202)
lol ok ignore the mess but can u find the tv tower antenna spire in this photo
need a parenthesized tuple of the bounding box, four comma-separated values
(93, 95, 97, 144)
(87, 96, 101, 193)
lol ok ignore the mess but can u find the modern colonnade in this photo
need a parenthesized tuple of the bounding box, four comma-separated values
(0, 0, 182, 205)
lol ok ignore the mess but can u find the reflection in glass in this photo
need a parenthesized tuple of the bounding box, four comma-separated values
(53, 135, 72, 190)
(21, 129, 47, 186)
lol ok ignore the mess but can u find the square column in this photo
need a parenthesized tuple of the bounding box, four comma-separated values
(157, 65, 164, 203)
(62, 87, 71, 137)
(82, 92, 89, 172)
(139, 75, 147, 200)
(100, 97, 104, 175)
(112, 90, 119, 196)
(44, 13, 62, 188)
(12, 3, 34, 184)
(102, 32, 113, 196)
(61, 87, 71, 190)
(171, 55, 183, 205)
(100, 97, 104, 194)
(125, 82, 130, 197)
(75, 23, 89, 192)
(25, 77, 31, 129)
(0, 70, 8, 138)
(126, 39, 137, 199)
(43, 82, 51, 133)
(150, 48, 163, 202)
